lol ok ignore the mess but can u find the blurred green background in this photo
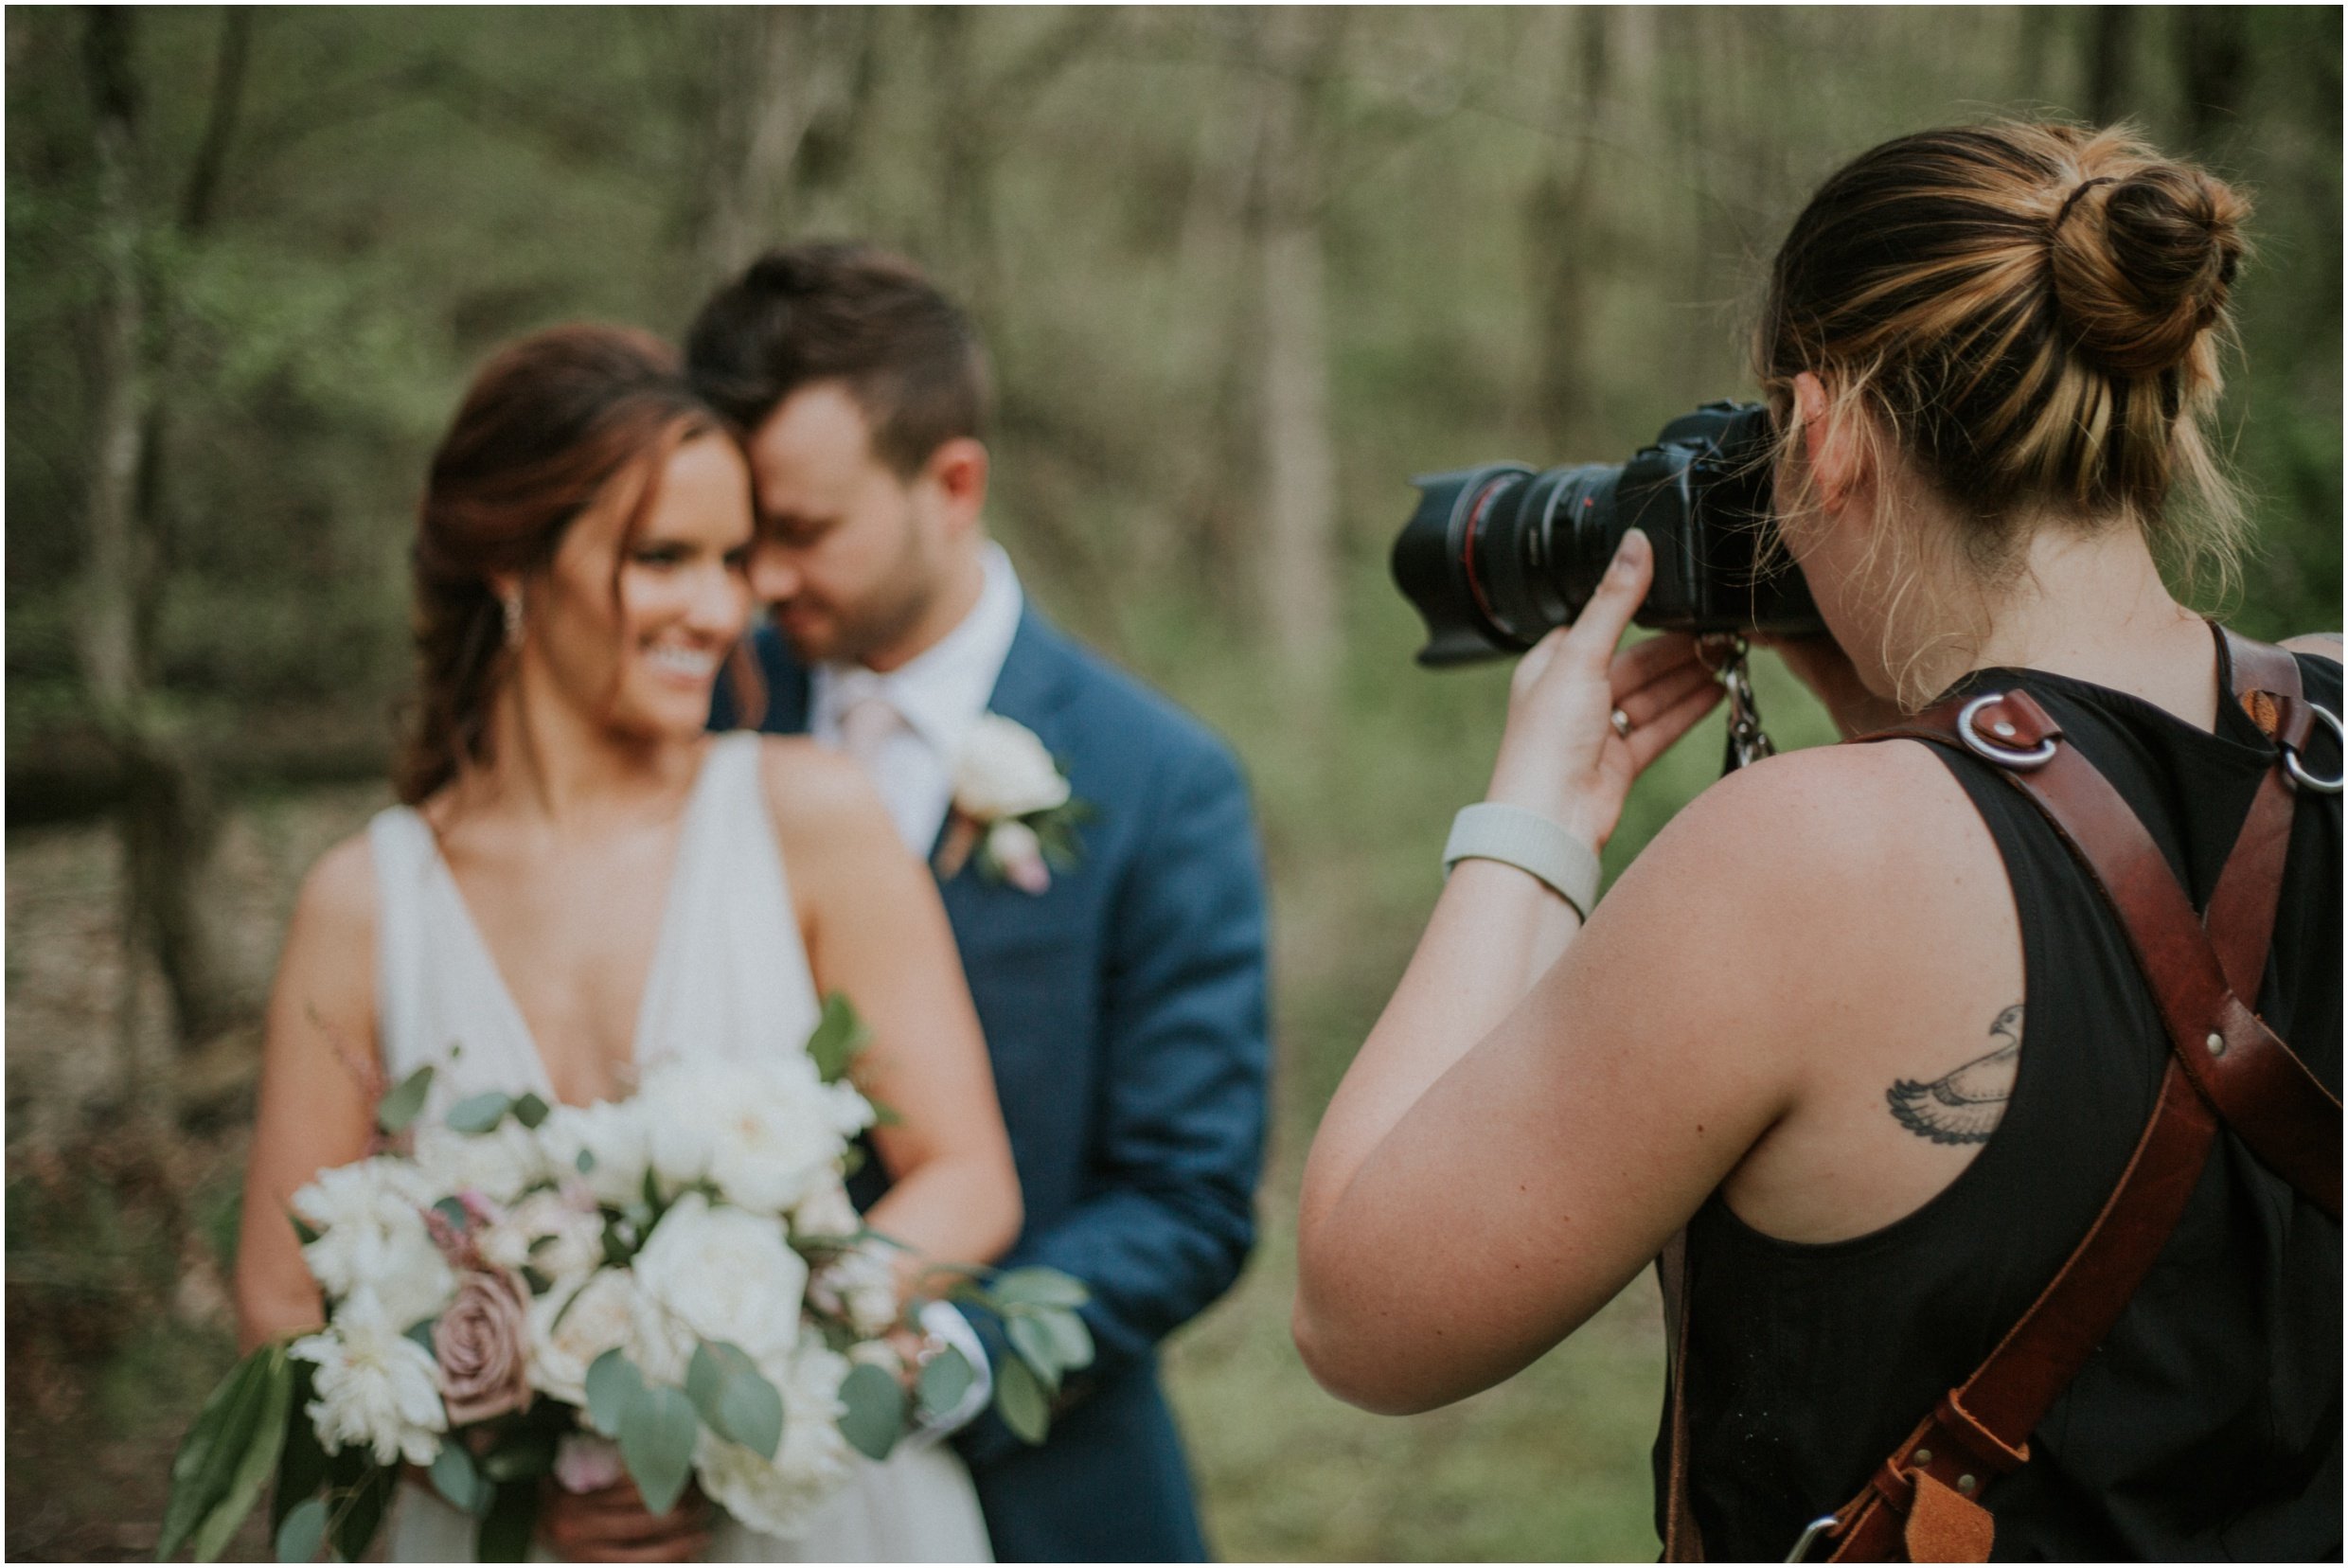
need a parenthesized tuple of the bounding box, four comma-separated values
(7, 7, 2339, 1559)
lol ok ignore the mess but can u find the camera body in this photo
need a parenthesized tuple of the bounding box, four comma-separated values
(1392, 401, 1825, 667)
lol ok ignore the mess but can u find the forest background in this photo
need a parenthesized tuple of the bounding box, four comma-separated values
(7, 6, 2339, 1560)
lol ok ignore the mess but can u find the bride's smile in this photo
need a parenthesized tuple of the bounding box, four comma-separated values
(504, 431, 756, 752)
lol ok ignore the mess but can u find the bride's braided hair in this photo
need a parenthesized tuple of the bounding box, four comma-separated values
(397, 325, 722, 805)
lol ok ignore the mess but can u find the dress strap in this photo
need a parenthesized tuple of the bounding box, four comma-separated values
(365, 806, 437, 1081)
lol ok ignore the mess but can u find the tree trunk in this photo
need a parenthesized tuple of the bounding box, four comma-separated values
(79, 7, 250, 1064)
(1250, 9, 1344, 697)
(1524, 8, 1612, 453)
(2087, 8, 2136, 124)
(2174, 8, 2250, 152)
(700, 9, 864, 278)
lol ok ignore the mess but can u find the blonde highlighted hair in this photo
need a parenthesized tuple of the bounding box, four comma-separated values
(1755, 121, 2252, 662)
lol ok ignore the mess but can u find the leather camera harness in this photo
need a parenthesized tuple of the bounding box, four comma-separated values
(1660, 626, 2342, 1563)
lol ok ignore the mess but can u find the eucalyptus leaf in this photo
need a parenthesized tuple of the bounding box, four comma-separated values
(445, 1091, 513, 1135)
(837, 1363, 906, 1462)
(994, 1353, 1051, 1446)
(432, 1196, 470, 1231)
(584, 1348, 645, 1437)
(273, 1497, 327, 1563)
(430, 1441, 486, 1515)
(988, 1267, 1090, 1310)
(1006, 1315, 1062, 1394)
(404, 1319, 438, 1353)
(916, 1345, 976, 1419)
(1034, 1306, 1094, 1372)
(191, 1346, 294, 1560)
(376, 1064, 434, 1134)
(510, 1092, 551, 1129)
(617, 1384, 701, 1516)
(805, 992, 872, 1083)
(685, 1342, 785, 1461)
(576, 1148, 597, 1174)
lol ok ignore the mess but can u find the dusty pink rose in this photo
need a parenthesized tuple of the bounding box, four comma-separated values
(434, 1268, 532, 1425)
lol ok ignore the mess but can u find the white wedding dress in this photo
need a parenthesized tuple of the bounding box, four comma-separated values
(367, 732, 993, 1563)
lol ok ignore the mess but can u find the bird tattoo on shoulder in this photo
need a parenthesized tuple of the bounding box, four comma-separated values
(1886, 1003, 2023, 1146)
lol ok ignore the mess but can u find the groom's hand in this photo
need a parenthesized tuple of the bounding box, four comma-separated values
(539, 1475, 713, 1563)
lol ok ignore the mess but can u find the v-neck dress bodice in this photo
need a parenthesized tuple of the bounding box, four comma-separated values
(367, 732, 820, 1115)
(364, 732, 991, 1562)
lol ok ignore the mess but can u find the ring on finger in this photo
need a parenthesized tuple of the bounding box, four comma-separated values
(1610, 707, 1634, 740)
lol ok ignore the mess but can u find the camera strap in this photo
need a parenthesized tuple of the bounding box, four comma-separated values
(1659, 624, 2339, 1564)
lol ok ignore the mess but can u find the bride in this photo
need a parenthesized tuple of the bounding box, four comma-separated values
(233, 324, 1021, 1562)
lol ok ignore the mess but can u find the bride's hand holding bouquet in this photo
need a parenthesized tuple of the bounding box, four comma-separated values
(161, 998, 1090, 1564)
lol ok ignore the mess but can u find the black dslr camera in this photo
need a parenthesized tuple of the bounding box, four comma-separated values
(1392, 401, 1824, 667)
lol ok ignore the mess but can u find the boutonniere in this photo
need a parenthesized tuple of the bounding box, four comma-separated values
(935, 714, 1092, 893)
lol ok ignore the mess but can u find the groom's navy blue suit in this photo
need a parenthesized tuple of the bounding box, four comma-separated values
(714, 604, 1270, 1562)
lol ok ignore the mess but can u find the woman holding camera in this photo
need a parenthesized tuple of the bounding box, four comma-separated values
(1295, 121, 2339, 1560)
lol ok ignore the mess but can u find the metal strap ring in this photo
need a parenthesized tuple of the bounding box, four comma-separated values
(2282, 701, 2344, 794)
(1958, 692, 2058, 770)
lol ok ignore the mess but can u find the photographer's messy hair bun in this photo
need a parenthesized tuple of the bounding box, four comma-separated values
(1760, 121, 2250, 582)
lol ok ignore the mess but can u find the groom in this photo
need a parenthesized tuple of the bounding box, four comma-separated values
(691, 242, 1271, 1562)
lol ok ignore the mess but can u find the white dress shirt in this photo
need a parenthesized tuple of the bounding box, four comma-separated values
(810, 543, 1024, 855)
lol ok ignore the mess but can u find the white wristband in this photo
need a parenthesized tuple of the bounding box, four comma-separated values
(1443, 802, 1602, 921)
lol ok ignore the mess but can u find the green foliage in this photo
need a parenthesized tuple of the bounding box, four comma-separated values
(685, 1340, 785, 1461)
(583, 1347, 643, 1437)
(916, 1345, 977, 1420)
(375, 1065, 434, 1135)
(805, 992, 872, 1085)
(616, 1384, 700, 1517)
(155, 1343, 292, 1562)
(444, 1090, 514, 1135)
(429, 1441, 489, 1516)
(836, 1363, 906, 1463)
(271, 1498, 326, 1564)
(991, 1353, 1051, 1447)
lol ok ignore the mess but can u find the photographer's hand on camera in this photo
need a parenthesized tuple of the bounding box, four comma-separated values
(1486, 529, 1727, 852)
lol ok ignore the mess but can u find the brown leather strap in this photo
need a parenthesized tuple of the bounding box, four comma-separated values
(1658, 1231, 1703, 1561)
(1806, 629, 2334, 1561)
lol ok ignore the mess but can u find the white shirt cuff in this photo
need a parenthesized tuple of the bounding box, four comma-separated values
(901, 1300, 993, 1449)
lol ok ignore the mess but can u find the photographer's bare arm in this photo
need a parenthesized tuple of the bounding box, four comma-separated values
(1293, 529, 2031, 1416)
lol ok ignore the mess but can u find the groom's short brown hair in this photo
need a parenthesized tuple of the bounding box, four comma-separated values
(685, 241, 992, 477)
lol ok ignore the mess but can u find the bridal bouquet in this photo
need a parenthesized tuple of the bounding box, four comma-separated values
(160, 998, 1094, 1563)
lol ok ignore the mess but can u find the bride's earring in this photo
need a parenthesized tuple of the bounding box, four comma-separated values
(502, 586, 525, 647)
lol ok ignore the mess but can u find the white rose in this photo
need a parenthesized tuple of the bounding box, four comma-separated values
(631, 1193, 806, 1365)
(691, 1334, 855, 1539)
(293, 1317, 448, 1467)
(528, 1268, 640, 1409)
(808, 1241, 900, 1341)
(952, 715, 1071, 820)
(790, 1178, 862, 1243)
(414, 1118, 543, 1204)
(480, 1187, 607, 1282)
(707, 1062, 873, 1216)
(636, 1061, 724, 1196)
(292, 1159, 454, 1330)
(539, 1099, 651, 1209)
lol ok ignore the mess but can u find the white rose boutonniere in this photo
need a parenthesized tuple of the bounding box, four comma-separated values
(940, 714, 1091, 892)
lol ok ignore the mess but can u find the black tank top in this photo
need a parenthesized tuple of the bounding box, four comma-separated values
(1661, 644, 2342, 1562)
